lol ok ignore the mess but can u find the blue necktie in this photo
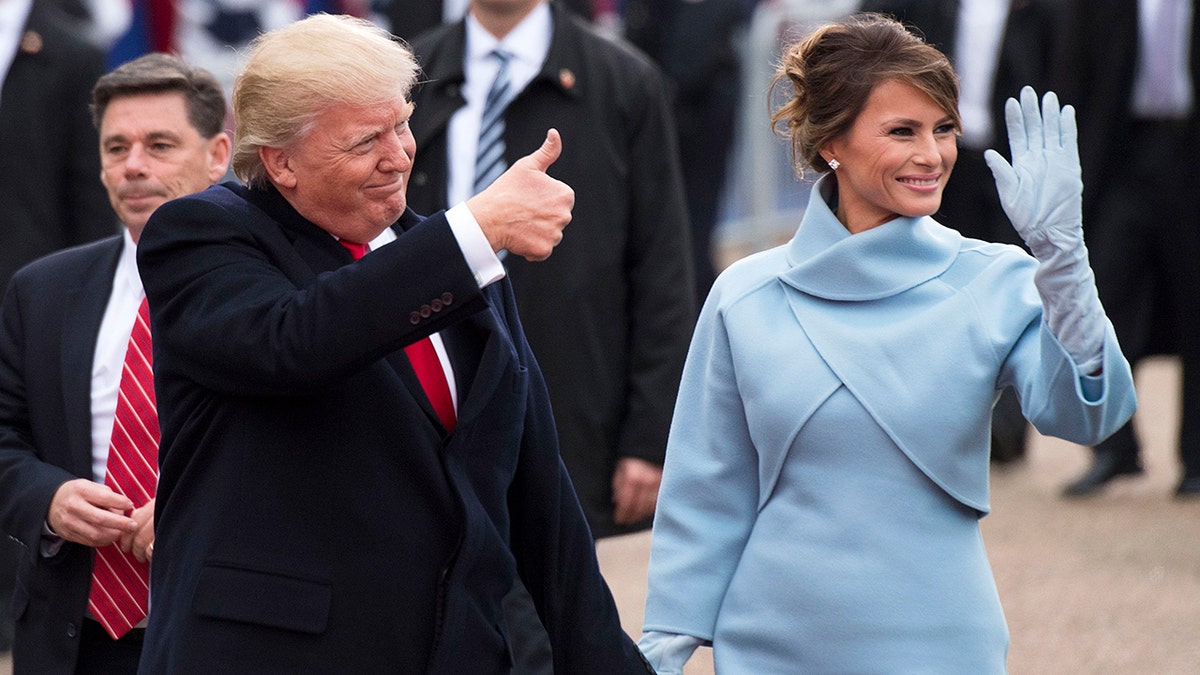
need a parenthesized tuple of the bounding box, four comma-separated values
(474, 49, 515, 195)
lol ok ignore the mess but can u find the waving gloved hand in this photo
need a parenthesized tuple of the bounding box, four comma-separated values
(984, 87, 1083, 250)
(984, 86, 1105, 373)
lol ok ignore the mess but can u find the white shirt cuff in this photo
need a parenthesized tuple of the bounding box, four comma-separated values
(446, 203, 505, 288)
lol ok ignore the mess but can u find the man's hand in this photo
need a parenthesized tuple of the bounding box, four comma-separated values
(119, 499, 155, 563)
(611, 457, 662, 526)
(466, 129, 574, 261)
(47, 478, 138, 548)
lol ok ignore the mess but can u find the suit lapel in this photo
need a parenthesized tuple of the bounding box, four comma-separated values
(61, 238, 123, 477)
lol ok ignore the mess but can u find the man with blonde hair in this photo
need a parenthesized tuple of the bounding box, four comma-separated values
(134, 14, 651, 674)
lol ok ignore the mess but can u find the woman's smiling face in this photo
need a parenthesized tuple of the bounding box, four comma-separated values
(822, 78, 959, 233)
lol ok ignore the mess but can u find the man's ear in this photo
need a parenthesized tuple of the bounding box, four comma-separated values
(207, 133, 233, 183)
(260, 145, 296, 189)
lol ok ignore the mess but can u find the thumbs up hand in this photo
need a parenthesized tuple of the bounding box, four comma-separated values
(467, 129, 575, 262)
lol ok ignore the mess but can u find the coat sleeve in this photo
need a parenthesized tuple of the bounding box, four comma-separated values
(0, 278, 78, 558)
(642, 296, 759, 640)
(1002, 313, 1137, 446)
(137, 191, 489, 397)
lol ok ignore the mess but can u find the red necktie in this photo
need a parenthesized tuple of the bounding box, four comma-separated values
(88, 297, 159, 639)
(341, 241, 457, 432)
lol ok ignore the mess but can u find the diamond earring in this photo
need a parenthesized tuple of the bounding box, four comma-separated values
(828, 159, 840, 171)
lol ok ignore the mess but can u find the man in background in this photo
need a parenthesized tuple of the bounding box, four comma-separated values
(1055, 0, 1200, 498)
(408, 0, 694, 548)
(0, 0, 119, 656)
(0, 53, 230, 674)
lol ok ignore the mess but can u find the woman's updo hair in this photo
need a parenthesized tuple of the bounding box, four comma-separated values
(770, 13, 961, 176)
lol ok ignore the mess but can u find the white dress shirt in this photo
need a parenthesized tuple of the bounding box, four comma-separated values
(953, 0, 1010, 149)
(446, 2, 552, 206)
(90, 228, 144, 484)
(1133, 0, 1195, 119)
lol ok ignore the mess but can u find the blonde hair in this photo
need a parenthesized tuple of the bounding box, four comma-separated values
(231, 13, 420, 187)
(770, 12, 961, 177)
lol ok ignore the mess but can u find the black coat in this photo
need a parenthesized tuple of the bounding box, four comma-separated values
(1054, 0, 1200, 357)
(0, 1, 116, 292)
(134, 183, 649, 673)
(406, 4, 695, 538)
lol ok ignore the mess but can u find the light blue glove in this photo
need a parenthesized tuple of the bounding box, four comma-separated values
(984, 87, 1105, 373)
(638, 630, 705, 675)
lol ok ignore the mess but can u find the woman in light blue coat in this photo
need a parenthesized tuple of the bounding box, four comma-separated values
(638, 13, 1137, 674)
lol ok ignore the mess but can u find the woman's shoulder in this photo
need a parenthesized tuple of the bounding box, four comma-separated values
(707, 244, 791, 306)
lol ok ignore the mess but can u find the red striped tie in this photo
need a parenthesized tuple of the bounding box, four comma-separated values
(341, 241, 456, 432)
(88, 296, 159, 639)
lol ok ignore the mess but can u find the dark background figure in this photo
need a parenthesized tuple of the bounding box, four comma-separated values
(1054, 0, 1200, 498)
(0, 0, 116, 656)
(623, 0, 754, 307)
(407, 0, 695, 541)
(860, 0, 1066, 464)
(0, 0, 114, 291)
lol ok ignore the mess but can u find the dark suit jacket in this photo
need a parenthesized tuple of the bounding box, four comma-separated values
(1056, 0, 1200, 220)
(0, 236, 124, 674)
(134, 183, 649, 674)
(407, 4, 695, 539)
(0, 1, 116, 292)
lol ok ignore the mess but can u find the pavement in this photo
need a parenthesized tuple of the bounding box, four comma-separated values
(3, 358, 1195, 675)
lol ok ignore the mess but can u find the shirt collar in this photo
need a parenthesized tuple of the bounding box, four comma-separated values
(117, 226, 145, 300)
(465, 1, 552, 72)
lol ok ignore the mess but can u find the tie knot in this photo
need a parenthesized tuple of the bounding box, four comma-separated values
(492, 48, 513, 65)
(340, 240, 369, 260)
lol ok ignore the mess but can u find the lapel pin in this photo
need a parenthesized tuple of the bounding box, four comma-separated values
(559, 68, 575, 90)
(19, 30, 43, 55)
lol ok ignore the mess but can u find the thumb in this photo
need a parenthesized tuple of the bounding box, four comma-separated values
(515, 128, 562, 173)
(983, 148, 1017, 198)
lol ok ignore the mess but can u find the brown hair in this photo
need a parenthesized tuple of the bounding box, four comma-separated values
(92, 53, 227, 138)
(769, 12, 961, 176)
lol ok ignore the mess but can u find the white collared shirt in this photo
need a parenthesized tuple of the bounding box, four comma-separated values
(446, 2, 552, 207)
(90, 228, 144, 483)
(1133, 0, 1195, 119)
(954, 0, 1010, 149)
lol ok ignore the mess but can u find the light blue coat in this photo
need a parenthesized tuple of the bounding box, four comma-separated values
(642, 177, 1137, 671)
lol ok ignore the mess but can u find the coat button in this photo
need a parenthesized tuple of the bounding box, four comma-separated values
(409, 311, 421, 325)
(430, 298, 443, 312)
(440, 292, 454, 305)
(419, 305, 432, 318)
(66, 622, 78, 638)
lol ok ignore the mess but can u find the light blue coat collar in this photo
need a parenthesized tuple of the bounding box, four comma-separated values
(781, 175, 962, 301)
